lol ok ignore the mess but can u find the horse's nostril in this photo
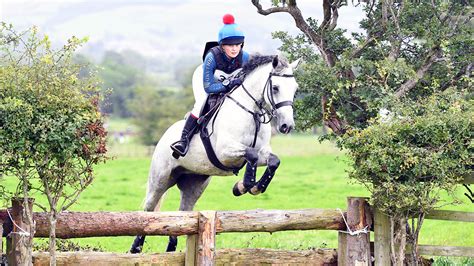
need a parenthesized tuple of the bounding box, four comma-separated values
(280, 124, 288, 133)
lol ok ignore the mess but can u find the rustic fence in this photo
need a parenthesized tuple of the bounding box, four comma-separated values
(0, 194, 472, 265)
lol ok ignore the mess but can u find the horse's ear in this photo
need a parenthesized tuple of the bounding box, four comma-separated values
(272, 55, 279, 68)
(290, 58, 302, 71)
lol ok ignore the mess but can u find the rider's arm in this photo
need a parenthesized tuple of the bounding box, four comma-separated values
(203, 53, 227, 94)
(242, 51, 250, 64)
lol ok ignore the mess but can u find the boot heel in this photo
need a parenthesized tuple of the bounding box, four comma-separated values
(172, 151, 180, 159)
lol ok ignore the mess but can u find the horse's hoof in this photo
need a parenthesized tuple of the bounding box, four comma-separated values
(232, 181, 247, 196)
(129, 246, 142, 254)
(249, 186, 261, 195)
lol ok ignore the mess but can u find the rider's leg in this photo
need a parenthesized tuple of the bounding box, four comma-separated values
(170, 114, 199, 158)
(170, 64, 206, 159)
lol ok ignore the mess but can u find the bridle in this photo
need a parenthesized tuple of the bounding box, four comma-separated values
(266, 72, 295, 115)
(227, 71, 295, 125)
(224, 71, 295, 147)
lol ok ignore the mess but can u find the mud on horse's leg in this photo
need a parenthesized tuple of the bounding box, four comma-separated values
(233, 148, 258, 196)
(250, 153, 280, 195)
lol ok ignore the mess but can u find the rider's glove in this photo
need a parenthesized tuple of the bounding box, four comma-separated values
(223, 78, 243, 90)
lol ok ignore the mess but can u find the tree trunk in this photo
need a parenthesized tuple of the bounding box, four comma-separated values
(406, 213, 425, 266)
(390, 216, 407, 266)
(49, 209, 57, 266)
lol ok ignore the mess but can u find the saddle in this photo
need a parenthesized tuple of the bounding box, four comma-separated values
(197, 93, 224, 126)
(191, 93, 244, 175)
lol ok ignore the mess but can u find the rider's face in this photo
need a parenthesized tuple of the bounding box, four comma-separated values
(222, 43, 242, 59)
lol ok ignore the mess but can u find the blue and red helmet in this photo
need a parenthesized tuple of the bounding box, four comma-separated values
(218, 14, 245, 45)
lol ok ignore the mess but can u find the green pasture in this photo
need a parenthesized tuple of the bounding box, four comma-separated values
(3, 134, 473, 258)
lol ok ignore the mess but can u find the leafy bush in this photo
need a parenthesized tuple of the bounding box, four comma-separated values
(340, 91, 472, 216)
(255, 1, 472, 263)
(128, 86, 192, 145)
(34, 239, 104, 252)
(338, 90, 472, 263)
(0, 23, 108, 264)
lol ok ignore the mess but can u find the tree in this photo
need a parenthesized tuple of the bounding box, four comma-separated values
(339, 91, 472, 264)
(128, 85, 193, 146)
(252, 1, 473, 264)
(98, 50, 143, 117)
(0, 24, 108, 265)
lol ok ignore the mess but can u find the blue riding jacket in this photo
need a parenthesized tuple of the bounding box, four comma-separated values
(203, 46, 250, 94)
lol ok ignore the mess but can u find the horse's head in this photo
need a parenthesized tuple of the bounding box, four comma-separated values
(237, 55, 300, 134)
(263, 56, 300, 134)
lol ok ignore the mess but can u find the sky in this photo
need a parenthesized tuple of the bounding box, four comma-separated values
(0, 0, 365, 60)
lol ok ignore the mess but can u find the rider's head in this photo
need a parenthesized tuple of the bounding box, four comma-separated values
(218, 14, 244, 58)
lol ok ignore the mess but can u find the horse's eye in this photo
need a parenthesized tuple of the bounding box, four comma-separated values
(272, 85, 279, 92)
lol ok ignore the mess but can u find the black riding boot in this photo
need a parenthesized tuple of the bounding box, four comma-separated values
(170, 115, 199, 158)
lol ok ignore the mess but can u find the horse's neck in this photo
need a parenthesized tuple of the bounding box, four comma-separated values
(212, 65, 273, 146)
(230, 64, 271, 111)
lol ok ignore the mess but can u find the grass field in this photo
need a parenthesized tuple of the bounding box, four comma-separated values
(3, 131, 473, 262)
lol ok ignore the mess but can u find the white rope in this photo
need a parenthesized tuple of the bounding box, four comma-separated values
(337, 208, 369, 236)
(6, 208, 31, 237)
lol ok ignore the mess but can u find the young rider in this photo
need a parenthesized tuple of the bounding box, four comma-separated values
(170, 14, 250, 158)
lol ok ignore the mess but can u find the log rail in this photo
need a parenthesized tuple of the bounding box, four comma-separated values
(1, 196, 472, 266)
(1, 208, 346, 239)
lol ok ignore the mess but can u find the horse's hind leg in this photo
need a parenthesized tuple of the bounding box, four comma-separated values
(233, 148, 259, 196)
(166, 174, 211, 252)
(250, 153, 280, 195)
(130, 167, 176, 254)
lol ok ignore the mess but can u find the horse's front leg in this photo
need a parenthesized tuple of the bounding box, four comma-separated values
(249, 152, 280, 195)
(232, 147, 259, 196)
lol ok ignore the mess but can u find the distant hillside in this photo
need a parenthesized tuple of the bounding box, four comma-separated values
(2, 0, 364, 85)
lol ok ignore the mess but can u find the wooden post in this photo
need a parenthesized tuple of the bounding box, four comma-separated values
(196, 211, 217, 266)
(338, 197, 371, 266)
(185, 234, 197, 266)
(6, 198, 34, 266)
(374, 208, 391, 266)
(337, 230, 348, 265)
